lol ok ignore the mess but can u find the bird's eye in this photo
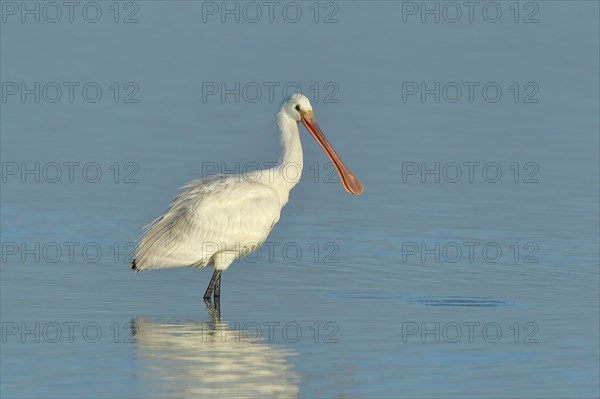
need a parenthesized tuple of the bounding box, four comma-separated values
(295, 105, 301, 112)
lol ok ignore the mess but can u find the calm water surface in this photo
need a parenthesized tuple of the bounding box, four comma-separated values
(1, 2, 598, 398)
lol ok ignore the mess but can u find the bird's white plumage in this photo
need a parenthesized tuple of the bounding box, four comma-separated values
(133, 94, 311, 272)
(134, 174, 283, 271)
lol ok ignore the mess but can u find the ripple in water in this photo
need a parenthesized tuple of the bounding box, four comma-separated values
(409, 296, 507, 307)
(327, 293, 509, 307)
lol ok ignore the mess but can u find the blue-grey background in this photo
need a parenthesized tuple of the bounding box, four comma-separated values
(1, 1, 598, 398)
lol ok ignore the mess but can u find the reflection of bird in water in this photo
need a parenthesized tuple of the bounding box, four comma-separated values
(131, 299, 300, 398)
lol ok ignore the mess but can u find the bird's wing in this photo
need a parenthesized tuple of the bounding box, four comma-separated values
(132, 175, 283, 271)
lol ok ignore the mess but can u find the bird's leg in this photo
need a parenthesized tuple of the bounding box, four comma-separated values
(213, 271, 222, 298)
(203, 269, 222, 300)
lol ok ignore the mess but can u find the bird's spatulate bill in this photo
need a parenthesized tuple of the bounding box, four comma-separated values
(301, 111, 364, 195)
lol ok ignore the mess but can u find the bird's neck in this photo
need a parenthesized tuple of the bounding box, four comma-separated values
(268, 111, 303, 199)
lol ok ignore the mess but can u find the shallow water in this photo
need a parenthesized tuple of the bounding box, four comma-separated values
(1, 2, 599, 398)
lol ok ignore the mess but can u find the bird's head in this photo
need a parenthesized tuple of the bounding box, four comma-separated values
(281, 93, 313, 122)
(280, 93, 364, 196)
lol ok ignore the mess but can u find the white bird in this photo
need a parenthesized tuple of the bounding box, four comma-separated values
(132, 94, 363, 299)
